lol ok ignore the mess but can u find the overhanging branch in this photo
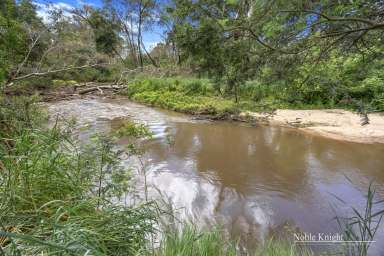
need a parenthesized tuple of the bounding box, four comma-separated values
(8, 63, 108, 84)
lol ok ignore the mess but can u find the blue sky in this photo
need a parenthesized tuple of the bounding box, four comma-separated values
(33, 0, 165, 49)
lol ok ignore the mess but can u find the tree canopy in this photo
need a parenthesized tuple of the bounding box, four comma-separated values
(0, 0, 383, 110)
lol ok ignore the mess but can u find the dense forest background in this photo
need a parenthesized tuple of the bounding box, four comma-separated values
(1, 0, 383, 110)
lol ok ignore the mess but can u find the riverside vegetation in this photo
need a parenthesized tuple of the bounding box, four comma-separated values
(121, 74, 383, 118)
(1, 0, 384, 255)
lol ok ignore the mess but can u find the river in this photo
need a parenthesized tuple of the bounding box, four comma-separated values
(48, 97, 384, 255)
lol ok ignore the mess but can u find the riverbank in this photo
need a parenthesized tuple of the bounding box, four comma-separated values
(128, 90, 384, 144)
(119, 77, 384, 144)
(7, 79, 384, 144)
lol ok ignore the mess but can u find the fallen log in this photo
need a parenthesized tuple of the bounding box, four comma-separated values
(78, 85, 123, 95)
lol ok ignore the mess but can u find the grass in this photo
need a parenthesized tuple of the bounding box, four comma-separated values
(335, 182, 384, 256)
(256, 239, 313, 256)
(155, 225, 237, 256)
(121, 76, 372, 118)
(120, 76, 329, 118)
(156, 226, 315, 256)
(122, 76, 239, 117)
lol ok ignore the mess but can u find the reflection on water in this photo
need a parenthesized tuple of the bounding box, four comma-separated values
(48, 98, 384, 255)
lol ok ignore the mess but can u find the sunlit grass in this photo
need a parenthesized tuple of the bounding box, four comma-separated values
(155, 225, 237, 256)
(256, 239, 313, 256)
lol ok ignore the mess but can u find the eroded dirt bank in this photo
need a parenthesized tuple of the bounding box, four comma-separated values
(242, 109, 384, 144)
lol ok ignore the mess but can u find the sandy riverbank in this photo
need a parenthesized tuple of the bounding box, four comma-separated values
(241, 109, 384, 144)
(34, 84, 384, 144)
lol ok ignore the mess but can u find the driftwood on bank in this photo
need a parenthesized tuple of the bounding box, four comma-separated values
(77, 85, 123, 95)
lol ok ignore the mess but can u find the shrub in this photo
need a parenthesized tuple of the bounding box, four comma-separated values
(52, 79, 77, 87)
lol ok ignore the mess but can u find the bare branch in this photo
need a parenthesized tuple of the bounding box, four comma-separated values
(281, 9, 379, 26)
(8, 63, 108, 84)
(13, 30, 45, 78)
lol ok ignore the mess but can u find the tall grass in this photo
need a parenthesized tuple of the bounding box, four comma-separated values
(335, 183, 384, 256)
(256, 239, 313, 256)
(0, 96, 157, 255)
(155, 225, 237, 256)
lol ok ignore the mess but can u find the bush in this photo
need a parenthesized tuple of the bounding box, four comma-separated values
(184, 80, 207, 95)
(14, 76, 53, 89)
(52, 79, 77, 87)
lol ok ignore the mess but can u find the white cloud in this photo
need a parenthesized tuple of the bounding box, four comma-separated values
(34, 1, 75, 23)
(121, 20, 139, 33)
(144, 41, 160, 51)
(52, 2, 74, 10)
(76, 0, 96, 7)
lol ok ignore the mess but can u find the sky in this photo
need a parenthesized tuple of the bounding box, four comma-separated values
(33, 0, 165, 50)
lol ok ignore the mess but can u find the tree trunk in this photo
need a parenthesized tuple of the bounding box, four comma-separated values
(138, 1, 144, 71)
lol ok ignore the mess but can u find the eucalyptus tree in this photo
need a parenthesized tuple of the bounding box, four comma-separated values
(1, 1, 114, 87)
(164, 0, 384, 104)
(165, 0, 264, 101)
(103, 0, 160, 69)
(0, 0, 43, 85)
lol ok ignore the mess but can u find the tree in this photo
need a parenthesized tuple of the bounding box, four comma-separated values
(88, 9, 121, 56)
(102, 0, 159, 69)
(1, 2, 111, 87)
(0, 0, 27, 83)
(165, 0, 256, 101)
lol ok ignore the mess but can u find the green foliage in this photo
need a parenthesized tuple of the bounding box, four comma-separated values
(156, 225, 237, 256)
(0, 0, 27, 84)
(113, 120, 154, 139)
(167, 1, 253, 101)
(88, 10, 121, 56)
(256, 239, 313, 256)
(52, 79, 78, 87)
(14, 76, 53, 89)
(0, 95, 46, 139)
(184, 80, 208, 95)
(124, 77, 238, 116)
(124, 75, 380, 114)
(163, 0, 384, 110)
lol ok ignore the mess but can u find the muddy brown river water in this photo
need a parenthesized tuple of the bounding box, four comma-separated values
(48, 97, 384, 255)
